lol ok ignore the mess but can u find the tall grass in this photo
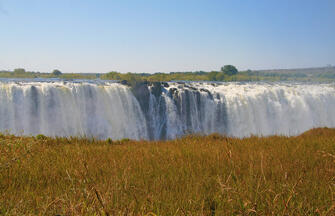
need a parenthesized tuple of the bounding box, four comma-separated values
(1, 128, 335, 215)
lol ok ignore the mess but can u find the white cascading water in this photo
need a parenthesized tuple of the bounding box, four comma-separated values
(0, 80, 148, 139)
(162, 82, 335, 138)
(0, 79, 334, 140)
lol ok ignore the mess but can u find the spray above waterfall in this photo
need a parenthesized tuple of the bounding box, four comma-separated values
(0, 79, 334, 140)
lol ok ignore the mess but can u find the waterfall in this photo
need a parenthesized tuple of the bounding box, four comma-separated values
(0, 80, 334, 140)
(0, 81, 148, 140)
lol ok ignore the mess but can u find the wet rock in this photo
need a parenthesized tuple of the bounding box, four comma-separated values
(150, 82, 163, 98)
(199, 88, 213, 99)
(200, 88, 210, 94)
(120, 80, 129, 86)
(132, 82, 150, 112)
(168, 88, 178, 97)
(188, 86, 197, 91)
(162, 82, 169, 88)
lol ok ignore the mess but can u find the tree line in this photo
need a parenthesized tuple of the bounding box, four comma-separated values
(1, 65, 335, 82)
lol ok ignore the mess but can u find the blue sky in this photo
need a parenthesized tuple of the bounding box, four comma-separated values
(0, 0, 334, 73)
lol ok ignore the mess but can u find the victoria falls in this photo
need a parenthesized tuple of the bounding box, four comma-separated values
(1, 80, 334, 140)
(2, 0, 335, 214)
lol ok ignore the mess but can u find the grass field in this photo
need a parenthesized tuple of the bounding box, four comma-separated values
(1, 128, 335, 215)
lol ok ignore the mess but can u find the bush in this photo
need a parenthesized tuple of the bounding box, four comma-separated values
(36, 134, 47, 140)
(120, 138, 130, 143)
(106, 138, 113, 144)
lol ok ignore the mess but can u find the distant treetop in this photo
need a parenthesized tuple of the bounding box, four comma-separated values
(13, 68, 26, 74)
(221, 65, 238, 75)
(52, 69, 62, 76)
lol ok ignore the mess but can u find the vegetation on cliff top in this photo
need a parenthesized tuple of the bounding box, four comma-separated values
(1, 128, 335, 215)
(1, 65, 335, 82)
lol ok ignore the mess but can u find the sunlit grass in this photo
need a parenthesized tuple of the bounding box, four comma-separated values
(1, 128, 335, 215)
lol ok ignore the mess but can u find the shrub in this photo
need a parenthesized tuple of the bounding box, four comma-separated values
(106, 138, 113, 144)
(120, 138, 130, 143)
(35, 134, 47, 140)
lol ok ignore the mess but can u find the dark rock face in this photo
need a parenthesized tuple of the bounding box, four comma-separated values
(29, 86, 40, 117)
(132, 82, 151, 113)
(162, 82, 169, 88)
(120, 80, 130, 86)
(168, 88, 177, 96)
(150, 82, 163, 98)
(120, 81, 228, 140)
(129, 82, 165, 139)
(200, 88, 214, 100)
(28, 86, 41, 134)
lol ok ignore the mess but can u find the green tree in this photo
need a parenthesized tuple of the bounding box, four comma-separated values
(103, 71, 121, 80)
(13, 68, 26, 74)
(52, 69, 62, 76)
(215, 72, 225, 81)
(221, 65, 238, 76)
(208, 71, 218, 81)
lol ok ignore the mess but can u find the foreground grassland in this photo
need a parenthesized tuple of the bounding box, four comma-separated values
(1, 128, 335, 215)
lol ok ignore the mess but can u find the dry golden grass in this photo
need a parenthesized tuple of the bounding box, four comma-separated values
(1, 128, 335, 215)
